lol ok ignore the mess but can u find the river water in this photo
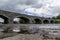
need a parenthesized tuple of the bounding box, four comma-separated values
(33, 24, 60, 35)
(12, 24, 60, 35)
(17, 24, 60, 35)
(0, 24, 60, 35)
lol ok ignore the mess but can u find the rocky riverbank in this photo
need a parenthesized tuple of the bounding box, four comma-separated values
(0, 34, 60, 40)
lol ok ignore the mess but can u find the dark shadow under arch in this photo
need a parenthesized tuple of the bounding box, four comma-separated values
(50, 20, 54, 24)
(43, 19, 49, 24)
(19, 17, 30, 24)
(34, 19, 42, 24)
(0, 15, 9, 24)
(14, 17, 30, 24)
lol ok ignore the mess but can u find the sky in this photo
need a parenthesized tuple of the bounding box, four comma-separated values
(0, 0, 60, 17)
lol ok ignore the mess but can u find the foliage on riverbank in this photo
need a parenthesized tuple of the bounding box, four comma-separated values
(52, 15, 60, 23)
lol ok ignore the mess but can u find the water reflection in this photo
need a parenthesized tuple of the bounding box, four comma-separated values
(0, 24, 60, 35)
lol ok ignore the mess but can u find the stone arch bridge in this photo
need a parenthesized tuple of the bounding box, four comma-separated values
(0, 10, 59, 36)
(0, 10, 60, 38)
(0, 10, 56, 24)
(0, 10, 57, 33)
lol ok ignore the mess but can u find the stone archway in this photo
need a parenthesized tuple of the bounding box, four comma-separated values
(0, 15, 9, 24)
(34, 18, 42, 24)
(13, 18, 21, 24)
(43, 19, 49, 24)
(50, 20, 54, 24)
(13, 17, 30, 24)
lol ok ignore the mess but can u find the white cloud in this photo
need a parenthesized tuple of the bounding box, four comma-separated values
(0, 0, 60, 17)
(15, 4, 31, 10)
(24, 0, 60, 17)
(0, 18, 4, 22)
(0, 0, 9, 6)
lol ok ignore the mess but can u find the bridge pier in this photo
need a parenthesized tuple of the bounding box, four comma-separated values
(9, 18, 14, 24)
(29, 18, 34, 24)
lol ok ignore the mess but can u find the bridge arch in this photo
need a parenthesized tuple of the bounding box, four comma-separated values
(34, 18, 42, 24)
(43, 19, 49, 24)
(50, 20, 55, 24)
(0, 15, 9, 24)
(13, 17, 30, 24)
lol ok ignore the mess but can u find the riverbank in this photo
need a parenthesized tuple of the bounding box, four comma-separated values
(0, 34, 60, 40)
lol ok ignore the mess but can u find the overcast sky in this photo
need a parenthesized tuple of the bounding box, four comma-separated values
(0, 0, 60, 17)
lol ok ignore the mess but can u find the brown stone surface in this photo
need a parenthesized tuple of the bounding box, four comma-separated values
(0, 34, 58, 40)
(0, 34, 43, 40)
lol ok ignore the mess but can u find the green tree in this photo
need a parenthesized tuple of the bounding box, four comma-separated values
(56, 15, 60, 19)
(52, 15, 60, 19)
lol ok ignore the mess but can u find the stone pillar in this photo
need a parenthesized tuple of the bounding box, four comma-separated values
(9, 18, 14, 24)
(29, 18, 34, 24)
(29, 19, 33, 24)
(49, 20, 51, 24)
(42, 19, 44, 24)
(41, 20, 43, 24)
